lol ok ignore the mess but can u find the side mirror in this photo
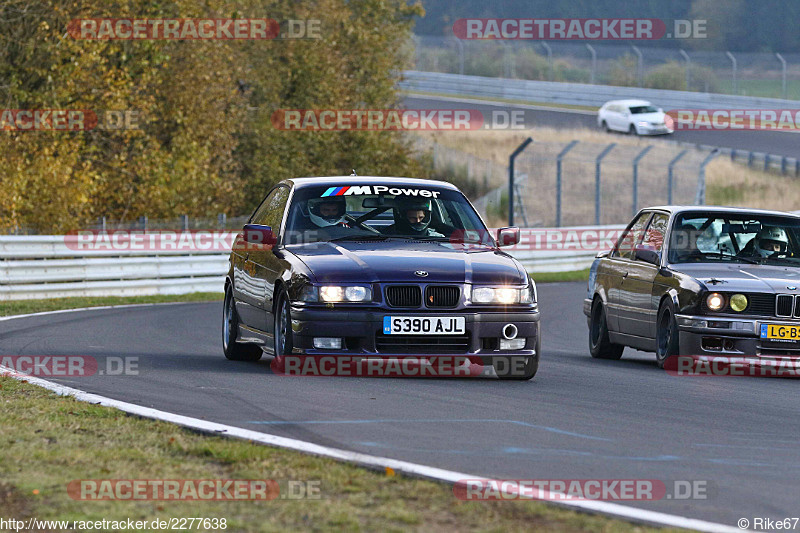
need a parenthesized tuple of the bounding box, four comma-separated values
(635, 246, 660, 265)
(242, 224, 277, 248)
(496, 227, 520, 247)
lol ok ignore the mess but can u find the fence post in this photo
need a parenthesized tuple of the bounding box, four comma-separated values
(139, 215, 148, 231)
(782, 156, 788, 175)
(556, 140, 580, 227)
(765, 153, 770, 172)
(631, 45, 643, 87)
(218, 213, 227, 229)
(508, 137, 534, 227)
(453, 37, 465, 75)
(541, 42, 553, 81)
(667, 149, 689, 204)
(776, 53, 787, 99)
(725, 51, 738, 95)
(594, 143, 616, 225)
(696, 149, 720, 205)
(679, 49, 691, 90)
(586, 44, 597, 84)
(632, 146, 654, 216)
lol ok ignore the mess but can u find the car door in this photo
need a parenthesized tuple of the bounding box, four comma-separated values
(604, 212, 652, 333)
(619, 212, 668, 339)
(235, 185, 291, 333)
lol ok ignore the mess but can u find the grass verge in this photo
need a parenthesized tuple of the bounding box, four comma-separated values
(531, 269, 591, 284)
(0, 292, 223, 317)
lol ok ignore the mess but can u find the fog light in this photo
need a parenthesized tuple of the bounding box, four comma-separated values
(500, 338, 526, 350)
(313, 337, 342, 349)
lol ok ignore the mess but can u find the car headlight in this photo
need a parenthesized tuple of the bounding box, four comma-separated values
(472, 286, 531, 304)
(706, 292, 726, 311)
(301, 285, 372, 303)
(730, 293, 748, 312)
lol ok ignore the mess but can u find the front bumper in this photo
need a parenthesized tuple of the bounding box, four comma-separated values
(637, 125, 673, 135)
(288, 305, 539, 362)
(676, 314, 800, 358)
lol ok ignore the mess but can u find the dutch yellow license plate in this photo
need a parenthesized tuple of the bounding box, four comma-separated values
(760, 324, 800, 340)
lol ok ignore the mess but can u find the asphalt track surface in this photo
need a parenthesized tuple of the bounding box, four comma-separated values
(403, 95, 800, 160)
(2, 282, 799, 528)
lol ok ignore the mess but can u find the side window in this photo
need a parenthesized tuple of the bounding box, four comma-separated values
(251, 186, 290, 234)
(613, 212, 651, 259)
(640, 213, 668, 254)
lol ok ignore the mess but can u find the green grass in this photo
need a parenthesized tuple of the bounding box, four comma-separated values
(0, 292, 223, 317)
(401, 90, 598, 113)
(531, 269, 591, 283)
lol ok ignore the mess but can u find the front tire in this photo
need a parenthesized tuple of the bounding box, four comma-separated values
(223, 285, 263, 362)
(274, 289, 294, 358)
(601, 120, 610, 133)
(655, 302, 679, 369)
(589, 299, 624, 360)
(628, 124, 637, 135)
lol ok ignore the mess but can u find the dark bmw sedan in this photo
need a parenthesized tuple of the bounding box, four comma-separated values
(585, 205, 800, 368)
(223, 176, 540, 379)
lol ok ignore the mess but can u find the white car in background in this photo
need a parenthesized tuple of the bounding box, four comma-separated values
(597, 99, 673, 135)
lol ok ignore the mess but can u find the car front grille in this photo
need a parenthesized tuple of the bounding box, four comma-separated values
(703, 293, 775, 317)
(385, 286, 421, 308)
(375, 333, 471, 354)
(777, 295, 794, 317)
(425, 286, 460, 308)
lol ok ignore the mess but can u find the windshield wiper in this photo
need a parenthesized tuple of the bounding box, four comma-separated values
(328, 234, 391, 242)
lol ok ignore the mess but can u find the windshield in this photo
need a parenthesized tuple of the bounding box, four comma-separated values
(668, 212, 800, 265)
(629, 105, 659, 114)
(284, 184, 493, 245)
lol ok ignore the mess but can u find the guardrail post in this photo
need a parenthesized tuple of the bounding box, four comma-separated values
(139, 215, 148, 231)
(99, 216, 106, 231)
(218, 213, 226, 229)
(586, 44, 597, 84)
(776, 53, 787, 99)
(726, 51, 738, 94)
(696, 149, 720, 205)
(594, 143, 616, 225)
(782, 156, 788, 175)
(180, 215, 189, 231)
(631, 45, 643, 87)
(796, 159, 800, 177)
(667, 149, 689, 205)
(541, 42, 553, 81)
(765, 153, 770, 172)
(748, 151, 754, 167)
(508, 137, 534, 227)
(632, 145, 654, 216)
(730, 148, 736, 161)
(556, 140, 579, 227)
(679, 49, 691, 90)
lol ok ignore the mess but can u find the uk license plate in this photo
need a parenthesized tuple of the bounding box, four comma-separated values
(383, 316, 465, 335)
(760, 324, 800, 340)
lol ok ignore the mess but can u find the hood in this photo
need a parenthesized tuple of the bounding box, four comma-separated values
(675, 263, 800, 293)
(287, 241, 526, 285)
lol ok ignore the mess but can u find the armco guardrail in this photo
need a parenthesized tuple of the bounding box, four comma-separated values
(0, 235, 228, 301)
(0, 228, 621, 300)
(400, 70, 800, 111)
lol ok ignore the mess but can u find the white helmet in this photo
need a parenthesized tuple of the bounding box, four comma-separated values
(308, 197, 346, 227)
(755, 227, 789, 257)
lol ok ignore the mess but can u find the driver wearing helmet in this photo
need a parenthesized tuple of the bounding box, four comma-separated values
(307, 197, 351, 229)
(752, 226, 790, 257)
(383, 198, 444, 237)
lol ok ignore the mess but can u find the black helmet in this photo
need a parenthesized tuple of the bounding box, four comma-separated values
(307, 196, 346, 227)
(394, 198, 433, 234)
